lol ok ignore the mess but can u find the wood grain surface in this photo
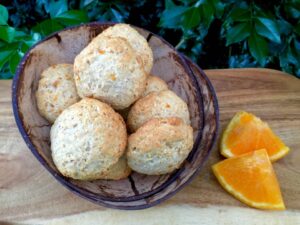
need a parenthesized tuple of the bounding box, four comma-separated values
(0, 68, 299, 224)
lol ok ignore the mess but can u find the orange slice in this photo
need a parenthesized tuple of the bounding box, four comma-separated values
(212, 149, 285, 210)
(221, 111, 289, 162)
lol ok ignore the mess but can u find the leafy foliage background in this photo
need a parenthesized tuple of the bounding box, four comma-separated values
(0, 0, 299, 79)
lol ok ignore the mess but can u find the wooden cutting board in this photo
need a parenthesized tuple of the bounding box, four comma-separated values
(0, 68, 299, 224)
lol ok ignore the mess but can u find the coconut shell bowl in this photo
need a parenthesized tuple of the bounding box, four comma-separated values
(12, 22, 219, 210)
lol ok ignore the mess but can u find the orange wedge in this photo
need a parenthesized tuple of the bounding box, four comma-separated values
(221, 111, 289, 162)
(212, 149, 285, 210)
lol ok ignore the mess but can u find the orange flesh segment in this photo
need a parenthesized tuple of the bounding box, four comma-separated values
(222, 111, 289, 161)
(212, 149, 285, 210)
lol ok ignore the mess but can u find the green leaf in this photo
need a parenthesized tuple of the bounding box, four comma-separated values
(24, 32, 41, 47)
(194, 0, 206, 7)
(201, 3, 214, 26)
(294, 39, 300, 52)
(228, 7, 251, 22)
(213, 1, 225, 19)
(9, 51, 22, 74)
(32, 19, 64, 36)
(0, 26, 16, 43)
(165, 0, 176, 9)
(287, 46, 298, 65)
(191, 42, 202, 56)
(255, 17, 281, 44)
(55, 10, 89, 26)
(159, 6, 188, 28)
(0, 50, 14, 69)
(295, 22, 300, 36)
(277, 19, 293, 35)
(229, 54, 260, 68)
(18, 33, 41, 53)
(284, 2, 300, 19)
(113, 3, 129, 18)
(0, 43, 18, 69)
(13, 31, 28, 41)
(0, 69, 13, 79)
(0, 4, 8, 25)
(289, 7, 300, 19)
(279, 44, 298, 69)
(110, 8, 124, 22)
(81, 0, 95, 7)
(248, 32, 268, 65)
(99, 8, 125, 22)
(226, 22, 251, 46)
(255, 7, 273, 19)
(182, 7, 200, 29)
(47, 0, 68, 18)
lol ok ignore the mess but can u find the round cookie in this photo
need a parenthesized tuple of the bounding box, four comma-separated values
(127, 90, 191, 132)
(99, 155, 131, 180)
(127, 117, 194, 175)
(117, 74, 168, 120)
(142, 75, 168, 97)
(100, 23, 153, 74)
(74, 36, 147, 110)
(51, 98, 127, 180)
(36, 64, 80, 123)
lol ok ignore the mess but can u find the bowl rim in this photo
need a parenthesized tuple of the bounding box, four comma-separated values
(12, 22, 218, 209)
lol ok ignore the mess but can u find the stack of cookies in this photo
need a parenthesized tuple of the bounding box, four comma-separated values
(36, 24, 194, 181)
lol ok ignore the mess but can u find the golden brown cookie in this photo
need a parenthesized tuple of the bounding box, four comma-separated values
(142, 75, 168, 97)
(36, 64, 80, 123)
(51, 98, 127, 180)
(127, 117, 193, 175)
(127, 90, 190, 132)
(99, 155, 131, 180)
(74, 36, 147, 110)
(100, 23, 153, 74)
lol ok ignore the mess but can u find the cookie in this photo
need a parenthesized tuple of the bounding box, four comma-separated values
(100, 23, 153, 74)
(127, 90, 190, 132)
(99, 155, 131, 180)
(127, 117, 193, 175)
(142, 75, 168, 97)
(74, 36, 147, 110)
(36, 64, 80, 123)
(51, 98, 127, 180)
